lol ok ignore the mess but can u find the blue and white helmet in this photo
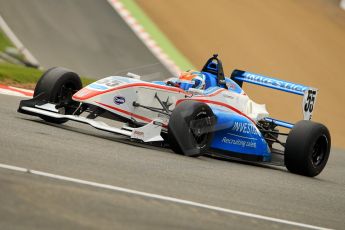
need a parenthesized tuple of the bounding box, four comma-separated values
(191, 71, 206, 89)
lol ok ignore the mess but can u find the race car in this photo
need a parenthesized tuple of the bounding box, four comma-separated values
(18, 54, 331, 177)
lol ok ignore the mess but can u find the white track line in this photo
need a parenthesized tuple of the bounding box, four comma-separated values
(0, 163, 331, 230)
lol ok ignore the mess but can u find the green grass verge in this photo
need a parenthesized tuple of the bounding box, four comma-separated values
(0, 63, 44, 84)
(0, 29, 93, 89)
(0, 63, 94, 88)
(121, 0, 195, 70)
(0, 29, 14, 52)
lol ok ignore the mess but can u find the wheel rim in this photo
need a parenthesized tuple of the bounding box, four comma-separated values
(311, 135, 328, 167)
(56, 82, 79, 114)
(190, 111, 212, 149)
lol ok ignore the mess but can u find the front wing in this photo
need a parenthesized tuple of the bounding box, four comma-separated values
(18, 103, 164, 143)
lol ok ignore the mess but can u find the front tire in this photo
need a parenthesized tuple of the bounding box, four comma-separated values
(167, 100, 215, 157)
(284, 120, 331, 177)
(34, 67, 82, 124)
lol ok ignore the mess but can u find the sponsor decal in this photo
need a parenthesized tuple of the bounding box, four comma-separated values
(222, 92, 234, 99)
(231, 122, 259, 136)
(221, 136, 256, 148)
(242, 72, 308, 93)
(226, 82, 236, 90)
(96, 77, 122, 87)
(303, 89, 317, 120)
(204, 87, 220, 95)
(219, 122, 260, 148)
(114, 96, 126, 105)
(88, 83, 108, 91)
(133, 131, 144, 136)
(89, 76, 136, 91)
(132, 130, 144, 139)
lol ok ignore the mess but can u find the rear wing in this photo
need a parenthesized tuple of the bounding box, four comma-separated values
(230, 70, 318, 127)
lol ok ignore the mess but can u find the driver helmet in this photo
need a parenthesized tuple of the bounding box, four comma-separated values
(178, 70, 206, 90)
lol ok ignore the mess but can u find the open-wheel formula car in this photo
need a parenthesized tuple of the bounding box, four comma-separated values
(18, 54, 331, 177)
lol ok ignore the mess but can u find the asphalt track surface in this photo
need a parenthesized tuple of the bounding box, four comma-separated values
(0, 0, 170, 80)
(0, 93, 344, 229)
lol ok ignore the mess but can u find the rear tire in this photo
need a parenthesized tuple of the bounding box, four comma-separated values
(34, 67, 82, 124)
(168, 100, 215, 157)
(284, 120, 331, 177)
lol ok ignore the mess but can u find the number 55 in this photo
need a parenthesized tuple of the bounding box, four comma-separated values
(303, 89, 318, 120)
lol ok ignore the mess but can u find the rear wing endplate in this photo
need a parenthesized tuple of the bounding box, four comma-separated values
(231, 69, 318, 122)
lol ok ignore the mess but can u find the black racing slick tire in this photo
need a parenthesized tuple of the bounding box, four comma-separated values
(284, 120, 331, 177)
(168, 100, 216, 157)
(34, 67, 82, 124)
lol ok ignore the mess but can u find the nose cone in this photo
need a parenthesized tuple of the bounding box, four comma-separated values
(72, 87, 104, 101)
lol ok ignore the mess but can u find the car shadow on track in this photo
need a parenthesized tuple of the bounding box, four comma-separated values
(20, 117, 293, 175)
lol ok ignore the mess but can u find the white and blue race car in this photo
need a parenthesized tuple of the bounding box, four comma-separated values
(18, 54, 331, 177)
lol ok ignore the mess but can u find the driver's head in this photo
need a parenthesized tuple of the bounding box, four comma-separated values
(178, 70, 206, 89)
(179, 70, 198, 81)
